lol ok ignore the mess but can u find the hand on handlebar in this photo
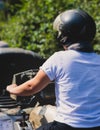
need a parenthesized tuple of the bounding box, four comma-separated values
(6, 84, 17, 93)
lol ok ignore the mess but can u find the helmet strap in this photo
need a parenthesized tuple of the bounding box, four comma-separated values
(57, 33, 73, 46)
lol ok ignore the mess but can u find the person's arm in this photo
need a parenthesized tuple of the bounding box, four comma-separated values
(6, 69, 51, 96)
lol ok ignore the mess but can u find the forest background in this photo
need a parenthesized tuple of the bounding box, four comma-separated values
(0, 0, 100, 58)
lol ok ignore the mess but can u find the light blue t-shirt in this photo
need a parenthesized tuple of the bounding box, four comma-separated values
(40, 50, 100, 128)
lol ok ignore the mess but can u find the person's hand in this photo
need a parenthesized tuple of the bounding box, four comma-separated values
(6, 84, 18, 100)
(6, 84, 17, 93)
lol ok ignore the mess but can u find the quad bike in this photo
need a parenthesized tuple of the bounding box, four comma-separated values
(0, 47, 56, 130)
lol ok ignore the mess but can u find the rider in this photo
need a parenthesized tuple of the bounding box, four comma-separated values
(6, 9, 100, 130)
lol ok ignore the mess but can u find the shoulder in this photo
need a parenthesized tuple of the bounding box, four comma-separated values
(44, 50, 80, 64)
(51, 50, 72, 57)
(52, 50, 79, 59)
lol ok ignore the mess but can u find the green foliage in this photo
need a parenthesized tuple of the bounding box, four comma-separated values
(94, 15, 100, 53)
(0, 0, 100, 58)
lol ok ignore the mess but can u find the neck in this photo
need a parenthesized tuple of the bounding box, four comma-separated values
(67, 42, 94, 52)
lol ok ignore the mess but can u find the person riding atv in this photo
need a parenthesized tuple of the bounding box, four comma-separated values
(7, 9, 100, 130)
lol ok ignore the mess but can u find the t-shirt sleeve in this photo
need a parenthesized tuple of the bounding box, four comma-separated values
(40, 53, 57, 81)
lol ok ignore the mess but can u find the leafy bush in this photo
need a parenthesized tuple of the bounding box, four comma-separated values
(0, 0, 100, 58)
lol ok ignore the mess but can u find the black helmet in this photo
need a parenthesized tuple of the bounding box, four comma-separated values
(53, 9, 96, 46)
